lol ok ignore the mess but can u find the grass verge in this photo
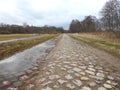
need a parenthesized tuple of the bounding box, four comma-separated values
(0, 34, 58, 60)
(0, 34, 38, 40)
(70, 33, 120, 57)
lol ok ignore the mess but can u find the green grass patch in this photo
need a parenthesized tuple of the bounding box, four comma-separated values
(70, 33, 120, 56)
(0, 34, 58, 60)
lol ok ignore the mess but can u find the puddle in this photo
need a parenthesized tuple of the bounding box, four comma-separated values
(0, 37, 57, 82)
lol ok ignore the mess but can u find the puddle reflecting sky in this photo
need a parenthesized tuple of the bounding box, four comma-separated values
(0, 38, 56, 81)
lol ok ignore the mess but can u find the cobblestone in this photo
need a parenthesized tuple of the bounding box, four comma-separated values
(23, 34, 120, 90)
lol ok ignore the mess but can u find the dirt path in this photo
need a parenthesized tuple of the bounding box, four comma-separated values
(25, 34, 120, 90)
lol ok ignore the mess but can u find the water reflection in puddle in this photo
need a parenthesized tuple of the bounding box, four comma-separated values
(0, 38, 56, 81)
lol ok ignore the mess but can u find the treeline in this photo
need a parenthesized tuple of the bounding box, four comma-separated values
(0, 24, 65, 34)
(69, 0, 120, 33)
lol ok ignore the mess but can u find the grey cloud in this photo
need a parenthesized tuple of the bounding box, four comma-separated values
(0, 0, 108, 29)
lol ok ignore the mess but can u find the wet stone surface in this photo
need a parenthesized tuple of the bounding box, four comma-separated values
(0, 36, 56, 82)
(0, 36, 60, 90)
(6, 34, 120, 90)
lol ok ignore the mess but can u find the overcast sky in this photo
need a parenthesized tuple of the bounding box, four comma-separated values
(0, 0, 108, 29)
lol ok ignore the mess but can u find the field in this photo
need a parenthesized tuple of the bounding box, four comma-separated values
(0, 34, 58, 60)
(0, 34, 39, 40)
(70, 31, 120, 57)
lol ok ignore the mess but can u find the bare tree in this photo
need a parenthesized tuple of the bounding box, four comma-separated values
(69, 16, 100, 33)
(101, 0, 120, 30)
(69, 19, 82, 33)
(82, 15, 98, 32)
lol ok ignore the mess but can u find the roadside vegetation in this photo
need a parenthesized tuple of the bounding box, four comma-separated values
(0, 24, 65, 34)
(0, 34, 58, 60)
(69, 0, 120, 33)
(68, 0, 120, 57)
(0, 34, 38, 40)
(70, 31, 120, 56)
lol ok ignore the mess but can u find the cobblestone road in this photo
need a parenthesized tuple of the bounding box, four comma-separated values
(26, 34, 120, 90)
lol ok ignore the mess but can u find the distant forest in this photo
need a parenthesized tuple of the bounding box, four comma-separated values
(0, 0, 120, 34)
(69, 0, 120, 33)
(0, 23, 65, 34)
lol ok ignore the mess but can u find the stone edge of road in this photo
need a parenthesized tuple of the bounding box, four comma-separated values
(0, 35, 62, 90)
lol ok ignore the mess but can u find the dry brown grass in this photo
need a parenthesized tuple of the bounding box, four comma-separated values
(0, 34, 39, 40)
(0, 34, 58, 60)
(70, 31, 120, 57)
(88, 31, 120, 38)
